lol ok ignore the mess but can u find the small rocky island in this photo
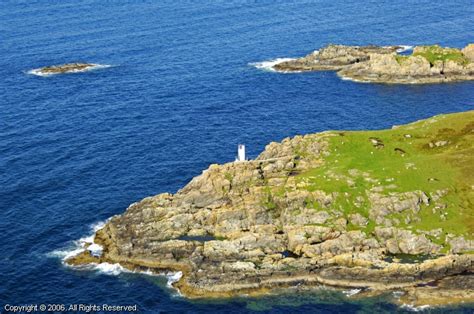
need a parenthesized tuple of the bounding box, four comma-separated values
(273, 44, 474, 84)
(28, 63, 105, 76)
(67, 111, 474, 308)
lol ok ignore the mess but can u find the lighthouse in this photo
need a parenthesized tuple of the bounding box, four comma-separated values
(236, 144, 246, 162)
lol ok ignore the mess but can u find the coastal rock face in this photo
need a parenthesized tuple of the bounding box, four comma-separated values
(374, 227, 440, 255)
(273, 44, 400, 72)
(271, 44, 474, 84)
(339, 45, 474, 83)
(67, 111, 474, 306)
(462, 44, 474, 62)
(399, 274, 474, 307)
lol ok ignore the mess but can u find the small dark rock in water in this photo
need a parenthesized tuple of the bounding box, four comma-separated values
(29, 62, 107, 76)
(41, 63, 95, 73)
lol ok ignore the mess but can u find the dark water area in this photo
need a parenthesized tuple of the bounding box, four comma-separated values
(1, 1, 473, 312)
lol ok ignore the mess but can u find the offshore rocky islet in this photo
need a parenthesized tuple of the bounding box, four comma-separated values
(67, 110, 474, 307)
(273, 43, 474, 84)
(28, 63, 108, 76)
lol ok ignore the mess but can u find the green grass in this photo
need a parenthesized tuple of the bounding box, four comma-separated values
(293, 111, 474, 243)
(224, 172, 233, 182)
(262, 186, 278, 210)
(412, 45, 470, 66)
(395, 55, 409, 64)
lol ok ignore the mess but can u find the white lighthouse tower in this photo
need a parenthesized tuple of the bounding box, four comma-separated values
(236, 144, 246, 162)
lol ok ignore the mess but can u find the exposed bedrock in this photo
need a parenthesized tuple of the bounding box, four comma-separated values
(67, 112, 474, 307)
(272, 44, 474, 84)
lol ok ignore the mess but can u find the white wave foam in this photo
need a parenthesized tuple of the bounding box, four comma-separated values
(87, 243, 103, 257)
(47, 219, 108, 261)
(396, 45, 414, 53)
(339, 75, 370, 83)
(166, 271, 183, 287)
(27, 64, 112, 77)
(94, 262, 126, 276)
(382, 45, 413, 53)
(249, 58, 297, 72)
(90, 263, 182, 289)
(400, 304, 431, 312)
(48, 219, 184, 295)
(90, 220, 107, 232)
(46, 247, 85, 260)
(75, 261, 184, 296)
(342, 288, 362, 297)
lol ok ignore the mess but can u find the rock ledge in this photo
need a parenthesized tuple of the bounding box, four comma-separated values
(272, 44, 474, 84)
(67, 111, 474, 307)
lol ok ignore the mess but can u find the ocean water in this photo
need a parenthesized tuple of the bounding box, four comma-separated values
(1, 1, 473, 313)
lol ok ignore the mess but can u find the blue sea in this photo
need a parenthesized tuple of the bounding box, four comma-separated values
(1, 1, 473, 313)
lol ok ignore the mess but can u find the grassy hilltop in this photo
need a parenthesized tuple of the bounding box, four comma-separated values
(396, 45, 471, 66)
(287, 111, 473, 250)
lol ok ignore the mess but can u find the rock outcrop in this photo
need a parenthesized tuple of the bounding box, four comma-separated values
(271, 44, 474, 84)
(66, 111, 474, 307)
(273, 44, 401, 72)
(462, 44, 474, 62)
(28, 63, 106, 76)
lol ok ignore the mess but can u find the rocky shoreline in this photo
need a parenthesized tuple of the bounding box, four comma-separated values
(274, 45, 402, 72)
(67, 111, 474, 308)
(271, 44, 474, 84)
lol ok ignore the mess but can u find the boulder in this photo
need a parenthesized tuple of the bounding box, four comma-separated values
(349, 213, 369, 227)
(462, 44, 474, 62)
(375, 227, 440, 255)
(449, 236, 474, 253)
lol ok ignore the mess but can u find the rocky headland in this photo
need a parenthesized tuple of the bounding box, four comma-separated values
(274, 45, 402, 72)
(272, 44, 474, 84)
(67, 111, 474, 308)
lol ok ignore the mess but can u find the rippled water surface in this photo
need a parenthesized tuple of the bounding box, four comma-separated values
(1, 1, 473, 313)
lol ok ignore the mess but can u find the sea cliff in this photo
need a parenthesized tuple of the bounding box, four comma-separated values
(67, 111, 474, 307)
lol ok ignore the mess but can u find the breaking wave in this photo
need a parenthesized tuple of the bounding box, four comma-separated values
(47, 220, 107, 261)
(338, 75, 371, 83)
(400, 304, 431, 312)
(342, 288, 362, 297)
(94, 262, 126, 276)
(72, 262, 183, 289)
(166, 271, 183, 287)
(47, 220, 183, 289)
(249, 58, 297, 72)
(396, 45, 414, 53)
